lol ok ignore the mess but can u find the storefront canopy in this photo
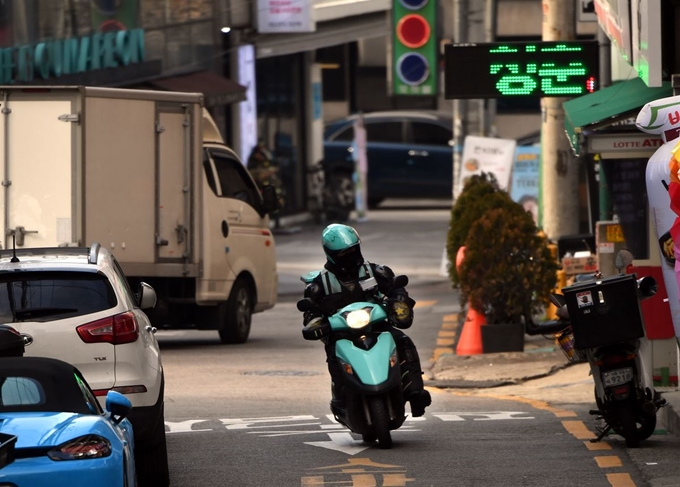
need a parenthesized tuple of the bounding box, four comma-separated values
(564, 77, 672, 156)
(150, 71, 247, 106)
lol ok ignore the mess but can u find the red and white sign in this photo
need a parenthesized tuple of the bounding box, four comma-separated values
(588, 134, 664, 153)
(257, 0, 316, 33)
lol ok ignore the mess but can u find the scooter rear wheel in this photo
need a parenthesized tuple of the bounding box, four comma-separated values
(368, 396, 392, 449)
(618, 405, 641, 448)
(595, 389, 656, 445)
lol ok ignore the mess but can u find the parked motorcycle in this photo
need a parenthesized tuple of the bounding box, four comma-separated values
(527, 249, 665, 448)
(297, 276, 409, 449)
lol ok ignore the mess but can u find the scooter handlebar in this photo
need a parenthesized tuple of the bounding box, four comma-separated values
(525, 319, 570, 336)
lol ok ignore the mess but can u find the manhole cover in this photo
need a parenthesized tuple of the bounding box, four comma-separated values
(243, 370, 321, 376)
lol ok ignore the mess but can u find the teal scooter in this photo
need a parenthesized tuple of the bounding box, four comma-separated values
(297, 276, 408, 449)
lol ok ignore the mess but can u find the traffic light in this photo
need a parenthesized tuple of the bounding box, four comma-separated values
(391, 0, 437, 96)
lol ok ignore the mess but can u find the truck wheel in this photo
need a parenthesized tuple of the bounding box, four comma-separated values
(219, 278, 253, 344)
(135, 404, 170, 487)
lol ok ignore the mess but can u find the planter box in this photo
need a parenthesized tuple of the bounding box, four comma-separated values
(481, 322, 525, 353)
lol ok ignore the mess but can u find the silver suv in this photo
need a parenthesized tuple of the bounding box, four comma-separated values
(0, 243, 168, 487)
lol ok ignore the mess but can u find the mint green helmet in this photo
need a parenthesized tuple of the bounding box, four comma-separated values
(321, 224, 363, 271)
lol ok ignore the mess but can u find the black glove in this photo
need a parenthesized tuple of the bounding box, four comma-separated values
(302, 317, 331, 340)
(388, 297, 414, 329)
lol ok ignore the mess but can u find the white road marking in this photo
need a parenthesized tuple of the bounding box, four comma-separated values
(432, 411, 535, 421)
(164, 411, 536, 434)
(304, 432, 371, 455)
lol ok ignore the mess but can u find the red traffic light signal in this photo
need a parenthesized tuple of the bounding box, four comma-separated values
(396, 14, 431, 49)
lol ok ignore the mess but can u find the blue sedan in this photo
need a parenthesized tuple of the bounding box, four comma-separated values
(0, 357, 136, 487)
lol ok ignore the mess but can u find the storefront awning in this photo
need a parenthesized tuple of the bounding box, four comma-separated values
(564, 77, 672, 156)
(149, 71, 247, 106)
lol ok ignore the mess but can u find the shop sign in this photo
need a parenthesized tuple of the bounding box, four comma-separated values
(588, 134, 663, 153)
(455, 135, 516, 198)
(0, 29, 145, 84)
(257, 0, 315, 33)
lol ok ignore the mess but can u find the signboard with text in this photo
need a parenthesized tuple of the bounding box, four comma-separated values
(445, 41, 599, 99)
(456, 135, 516, 198)
(257, 0, 315, 33)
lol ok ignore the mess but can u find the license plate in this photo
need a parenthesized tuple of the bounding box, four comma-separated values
(602, 367, 633, 387)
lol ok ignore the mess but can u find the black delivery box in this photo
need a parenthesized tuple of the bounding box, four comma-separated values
(562, 273, 645, 350)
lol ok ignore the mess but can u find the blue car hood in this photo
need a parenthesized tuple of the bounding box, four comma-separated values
(0, 412, 103, 448)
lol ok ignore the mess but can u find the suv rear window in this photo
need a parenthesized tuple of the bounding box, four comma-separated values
(0, 272, 117, 322)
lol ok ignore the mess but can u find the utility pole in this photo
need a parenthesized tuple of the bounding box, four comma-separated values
(540, 0, 578, 239)
(452, 0, 468, 200)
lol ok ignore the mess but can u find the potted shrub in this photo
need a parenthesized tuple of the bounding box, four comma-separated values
(446, 172, 513, 288)
(458, 204, 558, 352)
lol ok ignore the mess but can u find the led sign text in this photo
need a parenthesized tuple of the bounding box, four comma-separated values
(444, 41, 599, 99)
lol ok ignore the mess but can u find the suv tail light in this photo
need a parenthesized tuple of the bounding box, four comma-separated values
(76, 312, 139, 345)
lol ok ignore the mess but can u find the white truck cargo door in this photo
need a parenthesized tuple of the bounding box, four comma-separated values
(0, 100, 74, 248)
(157, 109, 190, 261)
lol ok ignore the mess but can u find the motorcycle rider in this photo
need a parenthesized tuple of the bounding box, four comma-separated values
(301, 223, 432, 417)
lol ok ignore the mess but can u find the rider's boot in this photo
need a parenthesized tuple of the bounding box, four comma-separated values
(399, 336, 431, 417)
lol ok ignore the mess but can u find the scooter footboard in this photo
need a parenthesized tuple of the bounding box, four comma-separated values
(335, 332, 398, 388)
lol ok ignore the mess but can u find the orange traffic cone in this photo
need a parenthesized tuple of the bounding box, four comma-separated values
(456, 302, 485, 355)
(454, 245, 485, 355)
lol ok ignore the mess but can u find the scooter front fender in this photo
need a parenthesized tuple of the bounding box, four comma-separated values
(335, 333, 397, 387)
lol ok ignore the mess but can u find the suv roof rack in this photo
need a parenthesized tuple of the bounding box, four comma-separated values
(88, 243, 101, 265)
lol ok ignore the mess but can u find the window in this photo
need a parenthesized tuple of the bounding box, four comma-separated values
(210, 151, 261, 209)
(0, 272, 117, 322)
(0, 377, 44, 406)
(111, 258, 137, 308)
(365, 122, 403, 143)
(331, 125, 354, 142)
(411, 122, 453, 146)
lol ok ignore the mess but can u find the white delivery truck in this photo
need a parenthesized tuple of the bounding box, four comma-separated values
(0, 86, 279, 343)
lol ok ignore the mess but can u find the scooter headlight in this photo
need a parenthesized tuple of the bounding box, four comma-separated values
(346, 309, 371, 329)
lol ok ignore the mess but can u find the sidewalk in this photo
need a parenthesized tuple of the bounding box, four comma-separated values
(426, 333, 680, 437)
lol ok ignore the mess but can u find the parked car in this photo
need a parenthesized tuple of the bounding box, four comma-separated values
(322, 110, 454, 219)
(0, 356, 136, 487)
(0, 244, 168, 487)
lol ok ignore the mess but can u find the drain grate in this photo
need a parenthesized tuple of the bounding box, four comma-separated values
(243, 370, 321, 376)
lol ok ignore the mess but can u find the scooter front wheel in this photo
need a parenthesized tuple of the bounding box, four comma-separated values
(368, 396, 392, 449)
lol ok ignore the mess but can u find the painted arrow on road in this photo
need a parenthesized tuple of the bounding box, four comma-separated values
(304, 432, 371, 455)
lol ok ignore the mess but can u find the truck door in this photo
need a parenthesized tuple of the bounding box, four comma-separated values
(0, 99, 75, 248)
(203, 148, 277, 306)
(156, 107, 192, 262)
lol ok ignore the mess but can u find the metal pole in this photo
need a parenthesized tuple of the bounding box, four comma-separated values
(540, 0, 577, 239)
(452, 0, 469, 200)
(483, 0, 496, 137)
(597, 25, 612, 222)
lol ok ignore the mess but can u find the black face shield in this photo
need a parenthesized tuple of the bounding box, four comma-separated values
(327, 244, 364, 272)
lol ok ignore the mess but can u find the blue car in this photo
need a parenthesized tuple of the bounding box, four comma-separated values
(322, 111, 455, 219)
(0, 357, 136, 487)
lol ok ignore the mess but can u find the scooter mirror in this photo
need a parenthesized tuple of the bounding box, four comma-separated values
(637, 276, 658, 299)
(297, 298, 315, 312)
(393, 275, 408, 288)
(549, 292, 566, 308)
(615, 249, 634, 271)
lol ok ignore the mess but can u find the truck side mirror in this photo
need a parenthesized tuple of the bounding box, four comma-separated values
(261, 185, 281, 214)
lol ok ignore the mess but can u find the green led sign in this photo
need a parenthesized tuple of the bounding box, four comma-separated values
(444, 41, 599, 99)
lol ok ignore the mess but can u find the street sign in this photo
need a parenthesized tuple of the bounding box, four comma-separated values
(444, 40, 599, 99)
(390, 0, 438, 96)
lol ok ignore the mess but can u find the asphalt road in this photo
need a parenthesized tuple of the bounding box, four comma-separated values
(155, 206, 680, 487)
